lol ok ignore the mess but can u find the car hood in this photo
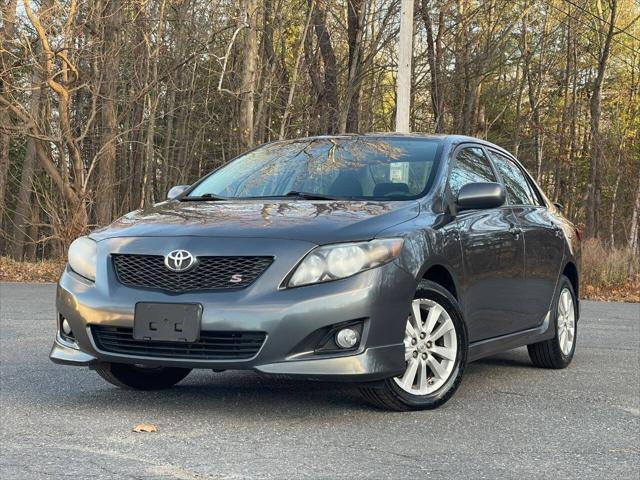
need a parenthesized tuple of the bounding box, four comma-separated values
(91, 200, 420, 245)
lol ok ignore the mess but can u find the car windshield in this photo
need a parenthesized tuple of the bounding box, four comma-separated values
(187, 137, 442, 201)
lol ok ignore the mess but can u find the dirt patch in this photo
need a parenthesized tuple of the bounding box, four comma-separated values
(583, 278, 639, 303)
(0, 256, 65, 283)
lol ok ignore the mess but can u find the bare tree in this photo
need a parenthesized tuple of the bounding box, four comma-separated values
(1, 0, 639, 260)
(0, 0, 19, 249)
(585, 0, 618, 238)
(239, 0, 259, 149)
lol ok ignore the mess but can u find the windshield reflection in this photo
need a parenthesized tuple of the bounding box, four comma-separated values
(188, 137, 442, 201)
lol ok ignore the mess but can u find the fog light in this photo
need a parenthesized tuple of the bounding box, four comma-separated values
(335, 327, 359, 349)
(62, 318, 72, 337)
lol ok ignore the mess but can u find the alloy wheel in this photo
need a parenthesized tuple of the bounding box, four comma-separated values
(394, 298, 458, 395)
(557, 287, 576, 355)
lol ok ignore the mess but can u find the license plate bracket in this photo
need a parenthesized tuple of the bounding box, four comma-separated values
(134, 303, 202, 342)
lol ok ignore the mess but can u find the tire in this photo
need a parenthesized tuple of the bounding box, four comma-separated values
(359, 280, 468, 411)
(527, 275, 577, 369)
(94, 362, 192, 390)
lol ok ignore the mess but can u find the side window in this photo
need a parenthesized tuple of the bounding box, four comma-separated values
(449, 147, 497, 197)
(488, 151, 539, 206)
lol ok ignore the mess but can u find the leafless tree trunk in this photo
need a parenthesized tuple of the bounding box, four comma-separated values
(339, 0, 366, 133)
(629, 176, 640, 255)
(280, 0, 314, 139)
(421, 0, 444, 132)
(586, 0, 618, 238)
(239, 0, 259, 149)
(10, 56, 43, 259)
(96, 0, 121, 225)
(309, 0, 338, 134)
(0, 0, 18, 250)
(23, 0, 89, 242)
(608, 148, 622, 247)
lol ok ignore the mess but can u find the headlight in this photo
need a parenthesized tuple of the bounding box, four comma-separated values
(288, 238, 404, 287)
(68, 236, 97, 281)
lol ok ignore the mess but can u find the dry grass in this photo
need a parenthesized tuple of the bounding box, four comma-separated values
(2, 241, 638, 302)
(581, 239, 639, 302)
(581, 238, 639, 287)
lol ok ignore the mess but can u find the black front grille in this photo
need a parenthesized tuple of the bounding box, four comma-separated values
(112, 254, 273, 293)
(92, 326, 266, 360)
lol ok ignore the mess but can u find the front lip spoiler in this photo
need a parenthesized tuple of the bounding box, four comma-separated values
(49, 338, 405, 381)
(255, 343, 405, 382)
(50, 340, 98, 367)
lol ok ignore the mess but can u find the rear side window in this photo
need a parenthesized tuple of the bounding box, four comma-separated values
(488, 150, 539, 206)
(449, 147, 497, 197)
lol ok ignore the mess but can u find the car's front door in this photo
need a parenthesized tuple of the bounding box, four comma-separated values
(449, 146, 527, 342)
(487, 149, 565, 328)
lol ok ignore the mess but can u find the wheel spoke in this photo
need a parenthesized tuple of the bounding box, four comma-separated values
(430, 345, 455, 361)
(417, 360, 428, 391)
(567, 326, 575, 343)
(562, 291, 570, 315)
(410, 302, 423, 332)
(429, 318, 454, 342)
(401, 358, 419, 390)
(427, 355, 447, 379)
(559, 330, 567, 351)
(405, 321, 417, 340)
(423, 304, 442, 336)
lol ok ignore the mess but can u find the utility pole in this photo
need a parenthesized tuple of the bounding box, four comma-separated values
(395, 0, 414, 133)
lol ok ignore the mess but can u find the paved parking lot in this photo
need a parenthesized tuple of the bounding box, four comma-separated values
(0, 283, 638, 479)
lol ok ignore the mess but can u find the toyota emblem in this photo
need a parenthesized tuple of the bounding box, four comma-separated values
(164, 250, 196, 272)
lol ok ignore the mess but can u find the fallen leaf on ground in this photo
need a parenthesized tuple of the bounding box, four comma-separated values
(132, 423, 157, 433)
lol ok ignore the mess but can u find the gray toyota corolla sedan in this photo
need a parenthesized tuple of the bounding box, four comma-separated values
(51, 134, 580, 410)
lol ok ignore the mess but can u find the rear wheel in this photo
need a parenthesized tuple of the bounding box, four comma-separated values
(360, 281, 467, 411)
(94, 363, 191, 390)
(527, 275, 577, 369)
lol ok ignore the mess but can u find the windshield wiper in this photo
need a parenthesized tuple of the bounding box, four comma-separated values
(283, 191, 339, 200)
(180, 192, 227, 201)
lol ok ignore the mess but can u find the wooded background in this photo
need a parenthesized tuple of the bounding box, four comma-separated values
(0, 0, 639, 262)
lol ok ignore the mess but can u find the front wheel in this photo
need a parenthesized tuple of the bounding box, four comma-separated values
(360, 280, 467, 411)
(94, 363, 192, 390)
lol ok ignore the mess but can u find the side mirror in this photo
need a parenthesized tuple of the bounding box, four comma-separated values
(167, 185, 190, 200)
(456, 182, 505, 211)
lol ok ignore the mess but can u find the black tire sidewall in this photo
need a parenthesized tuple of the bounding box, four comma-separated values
(384, 280, 468, 409)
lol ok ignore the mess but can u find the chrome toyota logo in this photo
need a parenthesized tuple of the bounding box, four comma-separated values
(164, 250, 196, 272)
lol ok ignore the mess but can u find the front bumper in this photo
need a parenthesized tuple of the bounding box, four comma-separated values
(52, 236, 417, 382)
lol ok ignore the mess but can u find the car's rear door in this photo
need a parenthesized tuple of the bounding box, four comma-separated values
(486, 149, 564, 329)
(449, 145, 527, 342)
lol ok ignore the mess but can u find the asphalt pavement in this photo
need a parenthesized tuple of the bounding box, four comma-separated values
(0, 282, 638, 479)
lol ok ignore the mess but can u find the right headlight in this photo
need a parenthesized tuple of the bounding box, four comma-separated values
(287, 238, 404, 288)
(68, 236, 97, 281)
